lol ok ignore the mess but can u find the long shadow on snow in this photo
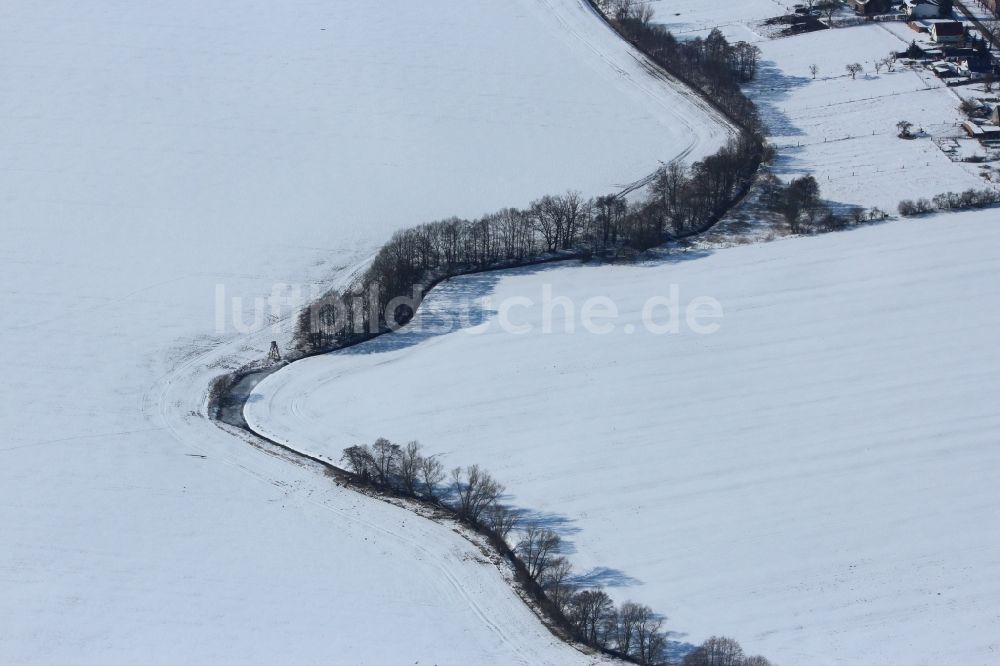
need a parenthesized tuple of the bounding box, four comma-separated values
(745, 61, 811, 139)
(338, 262, 573, 356)
(336, 253, 715, 358)
(513, 507, 644, 588)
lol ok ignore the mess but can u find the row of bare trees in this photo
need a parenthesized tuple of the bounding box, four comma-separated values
(291, 133, 766, 351)
(341, 439, 517, 534)
(898, 188, 1000, 217)
(519, 525, 668, 663)
(340, 439, 774, 665)
(597, 1, 765, 134)
(291, 7, 769, 354)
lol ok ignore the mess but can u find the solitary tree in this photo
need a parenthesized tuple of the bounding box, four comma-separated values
(897, 120, 914, 138)
(809, 63, 819, 79)
(846, 62, 863, 79)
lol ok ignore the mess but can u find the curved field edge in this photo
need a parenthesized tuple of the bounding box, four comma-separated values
(245, 209, 1000, 665)
(210, 1, 767, 663)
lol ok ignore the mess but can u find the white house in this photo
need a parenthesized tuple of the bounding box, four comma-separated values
(930, 20, 965, 43)
(904, 0, 944, 18)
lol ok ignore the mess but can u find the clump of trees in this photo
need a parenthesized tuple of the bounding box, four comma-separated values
(898, 188, 1000, 217)
(768, 175, 821, 234)
(682, 636, 774, 666)
(342, 438, 447, 500)
(763, 175, 883, 233)
(341, 438, 774, 665)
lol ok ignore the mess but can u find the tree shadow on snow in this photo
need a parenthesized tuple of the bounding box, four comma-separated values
(515, 508, 583, 538)
(745, 61, 811, 138)
(507, 507, 646, 590)
(337, 262, 579, 357)
(571, 566, 643, 588)
(665, 637, 699, 663)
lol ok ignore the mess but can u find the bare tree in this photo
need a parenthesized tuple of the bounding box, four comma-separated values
(516, 526, 562, 581)
(486, 504, 519, 541)
(451, 465, 504, 525)
(809, 63, 819, 79)
(744, 656, 775, 666)
(540, 556, 576, 613)
(568, 589, 614, 647)
(633, 604, 666, 665)
(397, 440, 422, 494)
(846, 62, 863, 79)
(418, 454, 445, 499)
(341, 444, 374, 481)
(897, 119, 914, 138)
(611, 600, 644, 656)
(370, 437, 401, 487)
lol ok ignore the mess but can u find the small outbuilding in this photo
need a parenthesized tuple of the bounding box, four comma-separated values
(993, 105, 1000, 126)
(962, 120, 1000, 139)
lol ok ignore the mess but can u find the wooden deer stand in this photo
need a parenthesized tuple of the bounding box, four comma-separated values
(268, 341, 281, 363)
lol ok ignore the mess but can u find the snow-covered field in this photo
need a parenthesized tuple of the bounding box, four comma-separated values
(642, 0, 997, 212)
(748, 24, 991, 212)
(0, 0, 728, 662)
(648, 0, 791, 38)
(248, 210, 1000, 665)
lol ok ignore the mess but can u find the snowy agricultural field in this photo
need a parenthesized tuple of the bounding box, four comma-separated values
(640, 0, 997, 212)
(0, 0, 729, 663)
(746, 23, 993, 212)
(646, 0, 791, 39)
(248, 209, 1000, 666)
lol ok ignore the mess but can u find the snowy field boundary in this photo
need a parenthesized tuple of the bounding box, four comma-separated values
(206, 2, 779, 663)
